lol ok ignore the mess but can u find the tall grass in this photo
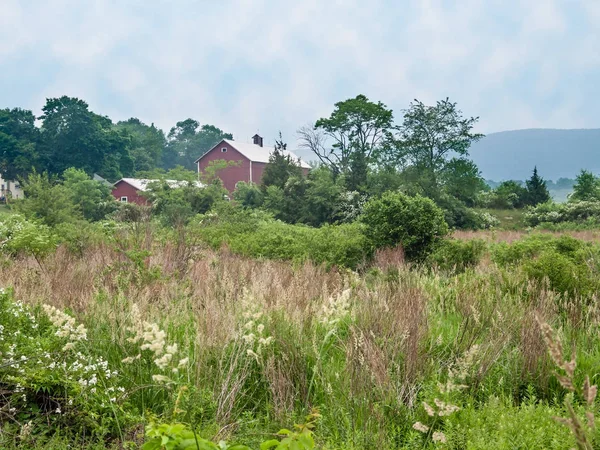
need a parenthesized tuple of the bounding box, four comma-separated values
(1, 225, 599, 448)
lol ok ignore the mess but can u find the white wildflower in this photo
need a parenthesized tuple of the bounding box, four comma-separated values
(178, 357, 189, 368)
(152, 374, 171, 384)
(412, 422, 429, 433)
(432, 431, 447, 443)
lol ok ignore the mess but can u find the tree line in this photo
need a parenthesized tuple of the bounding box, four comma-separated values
(0, 96, 232, 181)
(1, 93, 566, 231)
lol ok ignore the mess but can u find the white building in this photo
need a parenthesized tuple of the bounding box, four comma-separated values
(0, 175, 24, 201)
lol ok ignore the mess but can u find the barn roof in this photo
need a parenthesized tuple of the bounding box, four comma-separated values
(115, 178, 204, 191)
(195, 139, 311, 169)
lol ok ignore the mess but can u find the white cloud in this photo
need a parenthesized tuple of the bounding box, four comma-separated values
(1, 0, 599, 145)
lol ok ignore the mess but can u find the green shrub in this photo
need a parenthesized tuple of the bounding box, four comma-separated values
(0, 214, 57, 257)
(427, 239, 486, 273)
(491, 234, 600, 298)
(361, 192, 448, 261)
(525, 200, 600, 227)
(193, 207, 370, 269)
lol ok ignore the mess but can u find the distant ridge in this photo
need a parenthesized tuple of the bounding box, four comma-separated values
(469, 128, 600, 181)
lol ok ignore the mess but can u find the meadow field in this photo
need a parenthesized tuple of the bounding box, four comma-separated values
(1, 217, 600, 449)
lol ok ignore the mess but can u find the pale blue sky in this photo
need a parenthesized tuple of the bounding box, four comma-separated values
(1, 0, 599, 148)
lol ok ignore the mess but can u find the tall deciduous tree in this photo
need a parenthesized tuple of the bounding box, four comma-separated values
(525, 166, 550, 206)
(298, 94, 394, 190)
(395, 98, 484, 197)
(163, 120, 232, 170)
(0, 108, 40, 181)
(115, 118, 166, 173)
(38, 96, 133, 179)
(570, 169, 600, 202)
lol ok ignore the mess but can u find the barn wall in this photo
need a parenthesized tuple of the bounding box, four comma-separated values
(112, 182, 148, 205)
(197, 142, 250, 192)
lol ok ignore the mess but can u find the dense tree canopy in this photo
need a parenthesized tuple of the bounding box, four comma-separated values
(38, 96, 134, 179)
(394, 98, 484, 197)
(570, 170, 600, 202)
(163, 120, 232, 170)
(299, 94, 394, 190)
(115, 118, 166, 173)
(0, 108, 40, 180)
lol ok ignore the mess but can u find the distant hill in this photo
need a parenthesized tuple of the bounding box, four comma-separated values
(469, 128, 600, 181)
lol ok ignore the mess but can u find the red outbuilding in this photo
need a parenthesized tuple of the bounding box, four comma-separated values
(112, 178, 203, 205)
(195, 134, 310, 192)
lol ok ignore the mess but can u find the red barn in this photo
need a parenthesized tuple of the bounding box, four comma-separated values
(195, 134, 311, 192)
(112, 178, 203, 205)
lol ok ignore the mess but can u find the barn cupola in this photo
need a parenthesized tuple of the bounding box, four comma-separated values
(252, 134, 263, 147)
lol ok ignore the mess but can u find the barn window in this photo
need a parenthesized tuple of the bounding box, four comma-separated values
(221, 147, 227, 153)
(120, 196, 128, 203)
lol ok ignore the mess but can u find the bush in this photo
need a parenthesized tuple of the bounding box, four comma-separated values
(436, 195, 499, 230)
(491, 234, 600, 298)
(361, 192, 448, 261)
(427, 239, 486, 273)
(192, 206, 370, 269)
(524, 201, 600, 227)
(0, 214, 57, 257)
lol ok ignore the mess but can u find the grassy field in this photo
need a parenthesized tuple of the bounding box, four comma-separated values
(476, 208, 526, 229)
(1, 224, 600, 449)
(0, 204, 14, 217)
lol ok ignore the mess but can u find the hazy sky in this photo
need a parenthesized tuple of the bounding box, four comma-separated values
(2, 0, 599, 148)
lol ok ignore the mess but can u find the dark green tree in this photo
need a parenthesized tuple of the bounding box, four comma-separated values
(361, 191, 448, 261)
(299, 94, 394, 190)
(0, 108, 40, 181)
(232, 181, 264, 208)
(440, 158, 487, 207)
(525, 166, 550, 206)
(394, 98, 484, 198)
(163, 120, 232, 170)
(261, 134, 303, 191)
(570, 170, 600, 202)
(37, 96, 133, 179)
(62, 168, 117, 221)
(17, 171, 80, 226)
(115, 118, 166, 173)
(302, 166, 343, 226)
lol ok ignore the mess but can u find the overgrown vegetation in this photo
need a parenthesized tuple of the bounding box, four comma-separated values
(2, 203, 600, 448)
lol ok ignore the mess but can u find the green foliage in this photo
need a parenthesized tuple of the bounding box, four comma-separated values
(193, 206, 369, 269)
(233, 182, 264, 208)
(146, 180, 227, 227)
(0, 214, 57, 257)
(479, 180, 529, 209)
(0, 107, 40, 180)
(16, 169, 117, 225)
(62, 168, 117, 221)
(491, 234, 600, 297)
(16, 171, 81, 226)
(445, 396, 579, 449)
(440, 157, 487, 207)
(163, 120, 232, 170)
(524, 200, 600, 227)
(436, 194, 499, 230)
(142, 421, 251, 450)
(570, 170, 600, 202)
(260, 135, 303, 191)
(0, 290, 131, 440)
(38, 96, 133, 179)
(360, 191, 448, 261)
(393, 98, 484, 197)
(427, 239, 486, 273)
(300, 94, 394, 189)
(525, 166, 551, 206)
(142, 411, 319, 450)
(115, 118, 166, 174)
